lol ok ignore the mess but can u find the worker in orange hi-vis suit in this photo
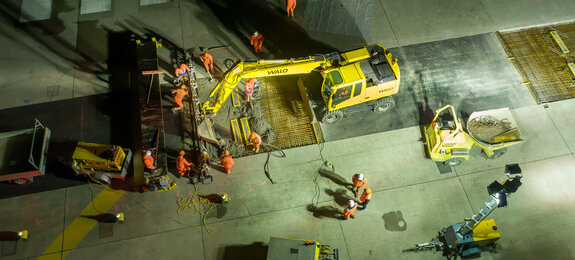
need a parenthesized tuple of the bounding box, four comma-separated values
(286, 0, 296, 18)
(176, 150, 193, 177)
(358, 188, 372, 210)
(343, 200, 357, 220)
(220, 150, 234, 174)
(199, 51, 214, 75)
(171, 85, 188, 113)
(250, 31, 264, 54)
(142, 150, 156, 173)
(244, 78, 257, 102)
(248, 132, 262, 152)
(175, 63, 190, 80)
(351, 173, 367, 197)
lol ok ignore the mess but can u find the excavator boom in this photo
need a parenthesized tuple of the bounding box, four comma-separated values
(202, 54, 339, 114)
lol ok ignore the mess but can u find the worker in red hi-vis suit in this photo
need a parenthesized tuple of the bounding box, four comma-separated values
(176, 150, 193, 177)
(286, 0, 296, 18)
(351, 173, 367, 197)
(248, 132, 262, 153)
(220, 150, 234, 174)
(343, 200, 357, 220)
(199, 51, 214, 75)
(171, 85, 188, 113)
(250, 31, 264, 54)
(244, 78, 257, 102)
(142, 149, 156, 173)
(175, 63, 190, 80)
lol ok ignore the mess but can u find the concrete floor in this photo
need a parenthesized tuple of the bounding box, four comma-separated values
(1, 0, 575, 259)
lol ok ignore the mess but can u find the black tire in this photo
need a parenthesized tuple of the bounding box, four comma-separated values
(224, 59, 235, 69)
(490, 148, 507, 159)
(373, 97, 395, 113)
(444, 157, 463, 166)
(321, 110, 344, 124)
(94, 173, 111, 185)
(11, 177, 33, 185)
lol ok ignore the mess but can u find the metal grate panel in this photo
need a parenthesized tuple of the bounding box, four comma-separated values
(498, 23, 575, 104)
(259, 78, 317, 149)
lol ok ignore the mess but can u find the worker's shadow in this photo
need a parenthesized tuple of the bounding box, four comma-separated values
(324, 188, 354, 207)
(0, 232, 21, 241)
(318, 167, 354, 191)
(309, 205, 342, 219)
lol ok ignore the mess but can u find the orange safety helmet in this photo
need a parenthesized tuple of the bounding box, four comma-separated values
(364, 188, 372, 194)
(224, 150, 230, 156)
(179, 150, 186, 155)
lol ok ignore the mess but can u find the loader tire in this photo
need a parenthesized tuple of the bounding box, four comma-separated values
(11, 177, 33, 185)
(373, 96, 395, 113)
(444, 158, 463, 166)
(94, 174, 111, 185)
(489, 148, 507, 159)
(321, 110, 344, 124)
(224, 59, 235, 69)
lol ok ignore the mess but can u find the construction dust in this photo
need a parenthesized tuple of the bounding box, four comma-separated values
(467, 116, 515, 144)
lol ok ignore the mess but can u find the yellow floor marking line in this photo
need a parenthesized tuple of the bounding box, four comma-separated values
(38, 188, 125, 259)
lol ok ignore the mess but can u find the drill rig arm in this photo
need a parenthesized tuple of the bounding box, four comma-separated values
(201, 54, 339, 115)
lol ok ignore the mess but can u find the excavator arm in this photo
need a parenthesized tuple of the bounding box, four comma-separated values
(201, 53, 340, 114)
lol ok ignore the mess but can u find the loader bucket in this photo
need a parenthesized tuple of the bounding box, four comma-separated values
(197, 118, 219, 145)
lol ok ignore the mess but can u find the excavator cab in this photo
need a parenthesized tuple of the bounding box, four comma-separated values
(322, 44, 399, 112)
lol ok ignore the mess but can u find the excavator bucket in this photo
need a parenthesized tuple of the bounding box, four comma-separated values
(197, 118, 219, 145)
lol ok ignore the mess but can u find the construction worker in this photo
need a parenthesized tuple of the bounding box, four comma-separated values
(220, 150, 234, 174)
(175, 63, 190, 80)
(176, 150, 193, 177)
(199, 51, 214, 75)
(352, 173, 367, 197)
(248, 132, 262, 152)
(358, 188, 372, 210)
(142, 149, 156, 173)
(343, 200, 357, 220)
(250, 31, 264, 54)
(244, 78, 257, 102)
(171, 85, 188, 113)
(286, 0, 296, 18)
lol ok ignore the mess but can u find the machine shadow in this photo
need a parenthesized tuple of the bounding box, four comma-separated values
(220, 242, 268, 260)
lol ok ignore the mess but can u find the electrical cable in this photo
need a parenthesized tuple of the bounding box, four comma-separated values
(83, 173, 209, 232)
(261, 143, 286, 184)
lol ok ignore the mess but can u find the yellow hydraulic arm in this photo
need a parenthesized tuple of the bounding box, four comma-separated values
(202, 54, 338, 114)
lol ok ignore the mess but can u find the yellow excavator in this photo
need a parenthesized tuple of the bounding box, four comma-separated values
(198, 44, 400, 142)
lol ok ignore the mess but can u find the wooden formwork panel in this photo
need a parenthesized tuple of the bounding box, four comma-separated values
(498, 23, 575, 104)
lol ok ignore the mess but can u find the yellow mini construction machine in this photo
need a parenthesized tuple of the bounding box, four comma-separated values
(424, 105, 523, 166)
(267, 236, 339, 260)
(71, 142, 132, 185)
(198, 44, 400, 142)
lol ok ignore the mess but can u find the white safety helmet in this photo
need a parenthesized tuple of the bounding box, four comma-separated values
(145, 151, 152, 156)
(358, 173, 365, 181)
(348, 200, 355, 207)
(254, 31, 259, 36)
